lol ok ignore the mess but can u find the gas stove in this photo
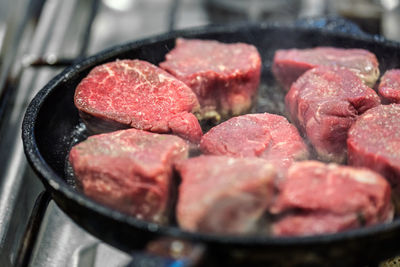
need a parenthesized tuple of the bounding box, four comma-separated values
(0, 0, 399, 266)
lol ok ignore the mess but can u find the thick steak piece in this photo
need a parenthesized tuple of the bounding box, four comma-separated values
(200, 113, 309, 171)
(69, 128, 189, 224)
(159, 38, 261, 121)
(176, 156, 276, 234)
(285, 66, 380, 163)
(347, 104, 400, 189)
(271, 161, 393, 237)
(74, 59, 202, 143)
(378, 69, 400, 104)
(272, 47, 380, 91)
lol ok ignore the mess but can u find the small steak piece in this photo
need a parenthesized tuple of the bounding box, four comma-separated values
(160, 38, 261, 121)
(271, 161, 393, 237)
(378, 69, 400, 104)
(200, 113, 309, 171)
(272, 47, 380, 91)
(285, 66, 380, 163)
(176, 156, 276, 234)
(347, 104, 400, 189)
(74, 59, 202, 143)
(69, 128, 189, 224)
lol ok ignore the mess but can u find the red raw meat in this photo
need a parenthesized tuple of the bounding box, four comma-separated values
(69, 128, 189, 224)
(271, 161, 393, 237)
(285, 66, 380, 163)
(176, 155, 276, 234)
(347, 104, 400, 189)
(378, 69, 400, 104)
(160, 38, 261, 121)
(200, 113, 309, 172)
(272, 47, 380, 91)
(74, 59, 202, 143)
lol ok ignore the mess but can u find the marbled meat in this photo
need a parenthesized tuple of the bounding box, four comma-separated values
(378, 69, 400, 104)
(176, 155, 276, 234)
(271, 161, 393, 237)
(285, 66, 380, 163)
(347, 104, 400, 190)
(160, 38, 261, 121)
(200, 113, 309, 172)
(74, 59, 202, 143)
(272, 47, 380, 91)
(69, 128, 189, 224)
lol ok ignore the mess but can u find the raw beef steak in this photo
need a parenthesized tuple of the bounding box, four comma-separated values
(176, 156, 276, 234)
(272, 47, 380, 91)
(347, 104, 400, 189)
(271, 161, 393, 237)
(285, 66, 380, 163)
(69, 128, 189, 224)
(378, 69, 400, 104)
(160, 38, 261, 121)
(200, 113, 309, 171)
(74, 59, 202, 143)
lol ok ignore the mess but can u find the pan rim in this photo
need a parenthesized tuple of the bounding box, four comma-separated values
(22, 21, 400, 247)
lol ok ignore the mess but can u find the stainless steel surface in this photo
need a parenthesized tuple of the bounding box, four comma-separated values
(0, 0, 44, 265)
(89, 0, 209, 54)
(29, 201, 131, 267)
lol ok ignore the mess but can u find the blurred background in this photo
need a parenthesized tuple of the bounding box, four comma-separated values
(0, 0, 399, 266)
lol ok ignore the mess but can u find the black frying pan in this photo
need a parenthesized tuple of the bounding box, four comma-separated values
(22, 20, 400, 266)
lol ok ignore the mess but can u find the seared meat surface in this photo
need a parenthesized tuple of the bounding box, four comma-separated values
(160, 38, 261, 121)
(378, 69, 400, 104)
(348, 104, 400, 190)
(69, 128, 189, 224)
(272, 47, 379, 91)
(74, 59, 202, 143)
(176, 155, 276, 234)
(271, 161, 393, 236)
(200, 113, 309, 172)
(285, 66, 380, 163)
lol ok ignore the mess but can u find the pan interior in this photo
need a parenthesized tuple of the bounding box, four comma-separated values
(31, 24, 400, 244)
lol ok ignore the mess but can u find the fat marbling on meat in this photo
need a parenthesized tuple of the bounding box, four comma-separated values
(74, 59, 202, 143)
(69, 128, 189, 224)
(271, 161, 393, 237)
(272, 47, 380, 91)
(347, 104, 400, 190)
(285, 66, 380, 163)
(176, 155, 276, 234)
(200, 113, 309, 172)
(160, 38, 261, 121)
(378, 69, 400, 104)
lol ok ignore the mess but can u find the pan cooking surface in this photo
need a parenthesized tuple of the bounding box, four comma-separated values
(63, 69, 287, 216)
(23, 23, 400, 264)
(62, 42, 398, 231)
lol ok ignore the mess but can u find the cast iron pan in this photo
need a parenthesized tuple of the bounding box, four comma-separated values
(22, 20, 400, 266)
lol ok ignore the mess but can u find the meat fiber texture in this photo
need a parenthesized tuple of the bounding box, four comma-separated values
(271, 161, 393, 237)
(348, 104, 400, 191)
(285, 66, 380, 163)
(69, 128, 189, 224)
(272, 47, 380, 91)
(378, 69, 400, 104)
(176, 155, 276, 234)
(74, 59, 202, 143)
(159, 38, 261, 121)
(200, 113, 309, 173)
